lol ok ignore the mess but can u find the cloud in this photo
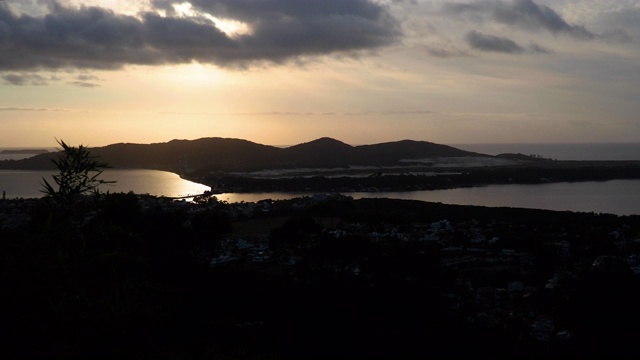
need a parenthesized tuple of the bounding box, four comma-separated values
(463, 31, 554, 55)
(1, 73, 51, 85)
(444, 0, 596, 40)
(592, 7, 638, 43)
(68, 81, 100, 88)
(0, 70, 103, 86)
(599, 29, 632, 44)
(422, 45, 469, 58)
(158, 109, 434, 116)
(527, 41, 552, 54)
(0, 106, 69, 112)
(76, 74, 100, 81)
(0, 0, 400, 72)
(464, 31, 524, 54)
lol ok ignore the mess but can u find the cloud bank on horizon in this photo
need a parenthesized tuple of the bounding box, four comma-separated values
(1, 0, 639, 146)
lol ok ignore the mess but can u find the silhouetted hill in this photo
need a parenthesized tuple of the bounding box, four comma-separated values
(280, 137, 355, 168)
(92, 138, 282, 173)
(0, 137, 491, 174)
(1, 149, 49, 155)
(353, 139, 485, 165)
(0, 151, 59, 170)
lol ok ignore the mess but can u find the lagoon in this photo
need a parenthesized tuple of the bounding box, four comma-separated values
(215, 179, 640, 216)
(0, 169, 210, 199)
(1, 169, 638, 216)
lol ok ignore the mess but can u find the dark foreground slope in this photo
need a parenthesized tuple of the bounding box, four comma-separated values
(2, 193, 640, 359)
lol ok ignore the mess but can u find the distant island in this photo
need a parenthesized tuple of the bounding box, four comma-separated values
(1, 137, 639, 193)
(1, 149, 49, 155)
(0, 136, 537, 174)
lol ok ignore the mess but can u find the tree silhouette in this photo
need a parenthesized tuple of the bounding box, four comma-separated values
(41, 139, 115, 206)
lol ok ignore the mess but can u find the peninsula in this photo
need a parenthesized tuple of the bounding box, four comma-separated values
(1, 137, 639, 193)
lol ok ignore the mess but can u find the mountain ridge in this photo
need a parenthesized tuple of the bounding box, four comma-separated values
(0, 136, 496, 175)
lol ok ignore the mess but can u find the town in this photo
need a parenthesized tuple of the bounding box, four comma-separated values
(204, 193, 640, 358)
(2, 191, 639, 358)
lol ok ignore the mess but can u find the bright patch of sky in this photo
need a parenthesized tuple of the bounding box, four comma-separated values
(171, 2, 251, 37)
(1, 0, 639, 147)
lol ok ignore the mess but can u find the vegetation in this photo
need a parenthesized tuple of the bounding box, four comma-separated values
(40, 139, 115, 207)
(2, 190, 640, 358)
(1, 193, 235, 359)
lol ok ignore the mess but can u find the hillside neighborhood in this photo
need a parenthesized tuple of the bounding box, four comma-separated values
(3, 191, 639, 358)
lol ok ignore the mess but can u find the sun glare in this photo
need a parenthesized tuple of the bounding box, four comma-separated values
(72, 1, 153, 16)
(209, 17, 252, 37)
(172, 2, 252, 37)
(159, 63, 221, 86)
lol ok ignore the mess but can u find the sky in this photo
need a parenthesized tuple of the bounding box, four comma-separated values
(1, 0, 639, 147)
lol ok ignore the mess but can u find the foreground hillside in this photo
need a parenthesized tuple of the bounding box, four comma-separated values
(2, 193, 640, 359)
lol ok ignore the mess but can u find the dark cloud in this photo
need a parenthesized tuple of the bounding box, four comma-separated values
(0, 70, 101, 86)
(68, 81, 100, 88)
(600, 29, 632, 44)
(464, 31, 524, 54)
(422, 45, 469, 58)
(0, 0, 400, 72)
(76, 74, 100, 81)
(463, 31, 553, 55)
(444, 0, 595, 40)
(593, 6, 640, 38)
(527, 42, 552, 54)
(1, 73, 50, 85)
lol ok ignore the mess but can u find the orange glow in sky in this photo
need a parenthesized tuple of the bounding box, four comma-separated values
(1, 0, 639, 147)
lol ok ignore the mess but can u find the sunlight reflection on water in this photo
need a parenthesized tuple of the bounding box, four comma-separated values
(0, 169, 210, 199)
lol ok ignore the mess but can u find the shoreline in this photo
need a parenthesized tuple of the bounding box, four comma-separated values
(180, 160, 640, 194)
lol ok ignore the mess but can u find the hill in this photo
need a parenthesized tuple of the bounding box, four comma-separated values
(1, 149, 49, 155)
(0, 137, 493, 175)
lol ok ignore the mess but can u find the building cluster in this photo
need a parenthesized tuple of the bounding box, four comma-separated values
(202, 194, 640, 350)
(3, 192, 639, 353)
(0, 198, 41, 231)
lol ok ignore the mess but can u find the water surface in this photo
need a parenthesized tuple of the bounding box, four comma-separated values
(2, 169, 638, 216)
(214, 180, 640, 216)
(0, 169, 210, 199)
